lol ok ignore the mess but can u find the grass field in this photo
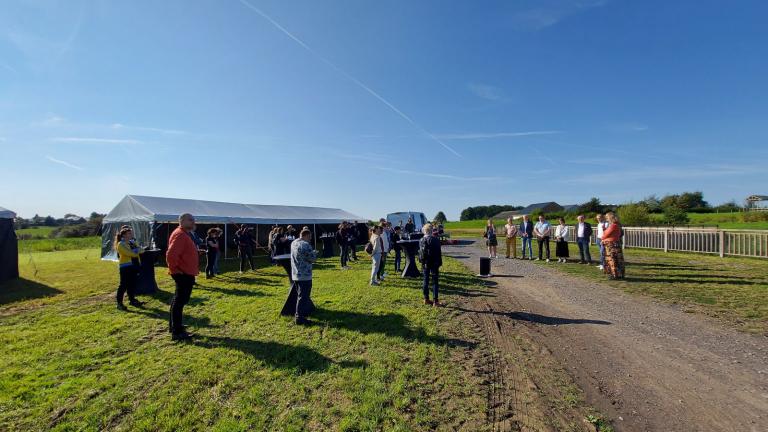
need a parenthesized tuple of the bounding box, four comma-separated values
(0, 248, 490, 431)
(16, 236, 101, 253)
(530, 243, 768, 334)
(15, 226, 56, 239)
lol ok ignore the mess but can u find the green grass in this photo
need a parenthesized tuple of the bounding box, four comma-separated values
(532, 243, 768, 334)
(0, 249, 489, 431)
(16, 236, 101, 253)
(15, 226, 56, 240)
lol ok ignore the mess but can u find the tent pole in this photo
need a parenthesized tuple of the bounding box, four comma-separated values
(313, 224, 317, 249)
(224, 224, 228, 259)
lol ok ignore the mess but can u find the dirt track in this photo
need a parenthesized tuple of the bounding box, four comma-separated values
(445, 240, 768, 432)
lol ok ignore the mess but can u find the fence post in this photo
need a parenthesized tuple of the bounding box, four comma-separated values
(719, 230, 725, 258)
(663, 229, 669, 253)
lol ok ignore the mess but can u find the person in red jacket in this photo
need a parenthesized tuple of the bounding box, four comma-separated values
(601, 212, 625, 280)
(166, 213, 200, 340)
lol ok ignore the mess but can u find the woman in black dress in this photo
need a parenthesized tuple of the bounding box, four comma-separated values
(483, 219, 498, 258)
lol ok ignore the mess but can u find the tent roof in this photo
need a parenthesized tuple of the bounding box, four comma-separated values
(0, 207, 16, 219)
(103, 195, 364, 225)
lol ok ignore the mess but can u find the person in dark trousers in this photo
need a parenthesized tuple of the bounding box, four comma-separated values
(392, 225, 403, 272)
(115, 226, 145, 310)
(377, 220, 391, 280)
(534, 215, 552, 262)
(419, 224, 442, 306)
(519, 215, 534, 259)
(291, 228, 318, 325)
(336, 222, 350, 269)
(205, 228, 220, 278)
(235, 225, 256, 273)
(348, 222, 359, 261)
(166, 213, 200, 341)
(575, 214, 593, 264)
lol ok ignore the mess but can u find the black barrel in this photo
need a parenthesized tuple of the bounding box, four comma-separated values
(479, 257, 491, 276)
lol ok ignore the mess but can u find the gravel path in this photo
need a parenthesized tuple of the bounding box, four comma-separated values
(445, 240, 768, 432)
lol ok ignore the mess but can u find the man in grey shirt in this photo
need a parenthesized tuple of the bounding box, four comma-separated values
(291, 228, 318, 325)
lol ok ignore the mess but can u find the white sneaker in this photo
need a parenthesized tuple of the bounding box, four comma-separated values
(370, 280, 380, 286)
(598, 265, 604, 270)
(546, 259, 550, 263)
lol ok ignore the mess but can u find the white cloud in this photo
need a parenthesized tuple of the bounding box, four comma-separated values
(467, 83, 505, 101)
(435, 130, 562, 140)
(507, 0, 610, 31)
(51, 137, 142, 145)
(45, 155, 83, 170)
(110, 123, 187, 135)
(374, 166, 505, 182)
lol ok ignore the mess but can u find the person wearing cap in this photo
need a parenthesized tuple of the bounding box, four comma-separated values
(166, 213, 200, 341)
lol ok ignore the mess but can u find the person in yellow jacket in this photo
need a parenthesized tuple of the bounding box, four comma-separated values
(115, 226, 145, 310)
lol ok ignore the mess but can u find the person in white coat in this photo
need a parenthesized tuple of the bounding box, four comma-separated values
(554, 217, 570, 263)
(369, 225, 384, 286)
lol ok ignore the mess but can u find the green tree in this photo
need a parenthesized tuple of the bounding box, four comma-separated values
(641, 195, 662, 213)
(578, 197, 603, 214)
(617, 203, 651, 226)
(433, 211, 447, 224)
(662, 206, 689, 225)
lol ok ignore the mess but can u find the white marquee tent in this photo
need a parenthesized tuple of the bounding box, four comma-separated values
(101, 195, 365, 260)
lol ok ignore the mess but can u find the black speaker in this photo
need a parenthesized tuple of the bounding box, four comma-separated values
(479, 257, 491, 276)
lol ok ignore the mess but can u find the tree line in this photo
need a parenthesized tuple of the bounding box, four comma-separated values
(15, 212, 105, 239)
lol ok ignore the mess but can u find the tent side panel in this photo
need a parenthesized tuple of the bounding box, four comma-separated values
(0, 219, 19, 282)
(100, 221, 152, 261)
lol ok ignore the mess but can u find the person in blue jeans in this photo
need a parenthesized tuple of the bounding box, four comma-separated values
(575, 215, 593, 264)
(419, 224, 442, 306)
(518, 215, 534, 259)
(595, 213, 609, 270)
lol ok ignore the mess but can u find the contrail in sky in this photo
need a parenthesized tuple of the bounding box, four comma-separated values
(238, 0, 461, 157)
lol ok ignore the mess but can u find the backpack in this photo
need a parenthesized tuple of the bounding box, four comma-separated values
(364, 241, 374, 255)
(419, 237, 430, 264)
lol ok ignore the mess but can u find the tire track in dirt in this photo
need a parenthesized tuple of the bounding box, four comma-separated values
(445, 240, 768, 432)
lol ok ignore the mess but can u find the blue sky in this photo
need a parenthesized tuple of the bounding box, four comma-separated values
(1, 0, 767, 220)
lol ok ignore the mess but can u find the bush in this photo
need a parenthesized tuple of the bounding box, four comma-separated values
(617, 203, 651, 226)
(743, 212, 768, 222)
(662, 206, 690, 225)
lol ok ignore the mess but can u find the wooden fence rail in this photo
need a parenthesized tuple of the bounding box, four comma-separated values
(562, 226, 768, 259)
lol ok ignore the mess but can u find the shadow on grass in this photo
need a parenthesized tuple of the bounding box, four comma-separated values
(623, 276, 765, 285)
(127, 302, 217, 330)
(627, 262, 700, 270)
(192, 335, 367, 372)
(197, 284, 272, 297)
(0, 278, 63, 305)
(315, 308, 477, 348)
(450, 306, 611, 326)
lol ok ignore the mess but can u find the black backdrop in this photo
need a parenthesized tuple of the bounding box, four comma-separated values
(0, 219, 19, 283)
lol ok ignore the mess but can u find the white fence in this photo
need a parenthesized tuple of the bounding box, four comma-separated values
(566, 226, 768, 259)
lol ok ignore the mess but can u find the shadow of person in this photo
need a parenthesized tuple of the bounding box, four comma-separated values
(0, 278, 63, 305)
(450, 306, 611, 326)
(127, 305, 217, 330)
(314, 308, 477, 349)
(192, 335, 367, 372)
(196, 284, 272, 297)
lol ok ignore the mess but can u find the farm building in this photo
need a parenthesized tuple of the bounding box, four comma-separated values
(746, 195, 768, 210)
(101, 195, 364, 260)
(0, 206, 19, 283)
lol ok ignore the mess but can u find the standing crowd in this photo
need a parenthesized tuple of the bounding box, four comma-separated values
(112, 214, 445, 341)
(487, 212, 625, 279)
